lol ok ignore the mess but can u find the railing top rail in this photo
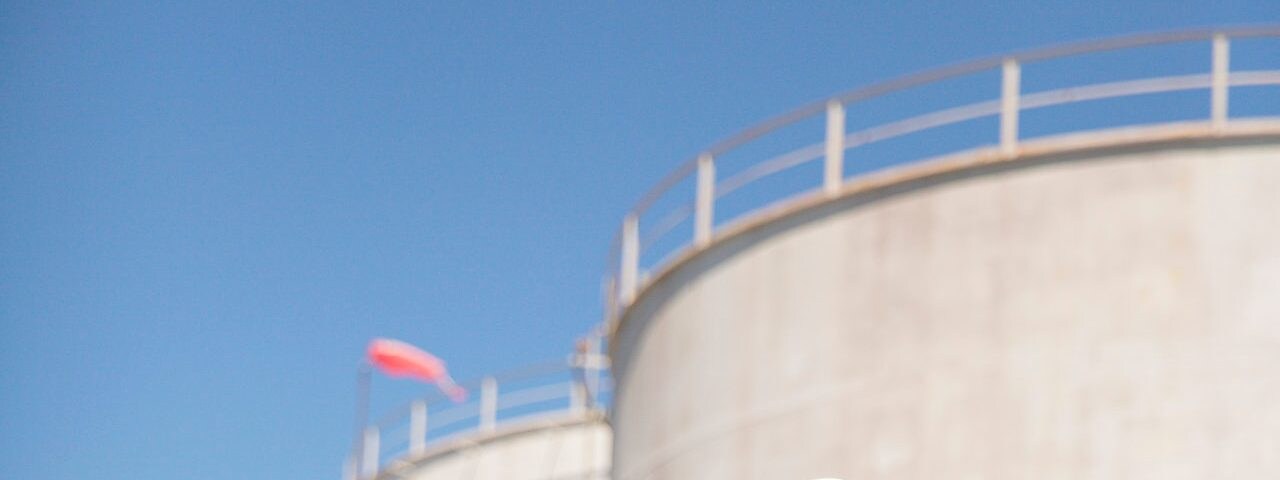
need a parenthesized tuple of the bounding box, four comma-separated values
(626, 25, 1280, 216)
(367, 357, 599, 429)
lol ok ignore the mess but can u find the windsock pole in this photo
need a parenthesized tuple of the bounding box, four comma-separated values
(352, 362, 372, 476)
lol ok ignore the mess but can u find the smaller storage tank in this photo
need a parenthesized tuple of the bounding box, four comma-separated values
(386, 415, 610, 480)
(346, 352, 612, 480)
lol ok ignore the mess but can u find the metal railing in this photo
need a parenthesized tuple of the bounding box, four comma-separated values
(345, 348, 611, 480)
(603, 26, 1280, 320)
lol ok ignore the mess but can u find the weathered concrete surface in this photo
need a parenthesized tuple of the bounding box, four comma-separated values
(387, 417, 610, 480)
(611, 133, 1280, 480)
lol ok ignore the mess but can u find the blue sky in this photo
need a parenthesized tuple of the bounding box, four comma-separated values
(2, 2, 1276, 479)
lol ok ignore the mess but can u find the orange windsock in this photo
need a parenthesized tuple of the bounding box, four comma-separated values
(367, 338, 467, 402)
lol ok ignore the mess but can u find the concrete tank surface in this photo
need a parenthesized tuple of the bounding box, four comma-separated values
(610, 127, 1280, 479)
(381, 416, 610, 480)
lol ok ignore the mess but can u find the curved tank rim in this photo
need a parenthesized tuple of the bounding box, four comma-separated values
(372, 410, 608, 480)
(608, 118, 1280, 358)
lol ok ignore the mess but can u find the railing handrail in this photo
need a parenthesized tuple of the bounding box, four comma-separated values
(606, 25, 1280, 322)
(629, 25, 1279, 215)
(366, 359, 571, 428)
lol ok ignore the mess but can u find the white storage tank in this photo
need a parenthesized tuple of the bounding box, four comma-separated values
(606, 29, 1280, 480)
(348, 354, 612, 480)
(383, 416, 610, 480)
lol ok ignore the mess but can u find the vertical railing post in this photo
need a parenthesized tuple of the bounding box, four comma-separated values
(587, 335, 602, 409)
(619, 215, 639, 305)
(694, 153, 715, 248)
(409, 400, 427, 456)
(570, 375, 586, 413)
(1000, 58, 1021, 156)
(1212, 33, 1230, 130)
(603, 275, 617, 322)
(570, 335, 597, 412)
(360, 426, 379, 479)
(824, 100, 845, 195)
(480, 376, 497, 433)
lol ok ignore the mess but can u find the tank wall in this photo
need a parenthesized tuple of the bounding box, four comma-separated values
(395, 420, 610, 480)
(611, 138, 1280, 480)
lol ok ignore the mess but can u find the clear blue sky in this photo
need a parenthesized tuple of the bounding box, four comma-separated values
(2, 2, 1275, 479)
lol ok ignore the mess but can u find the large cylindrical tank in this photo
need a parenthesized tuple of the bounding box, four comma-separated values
(610, 129, 1280, 479)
